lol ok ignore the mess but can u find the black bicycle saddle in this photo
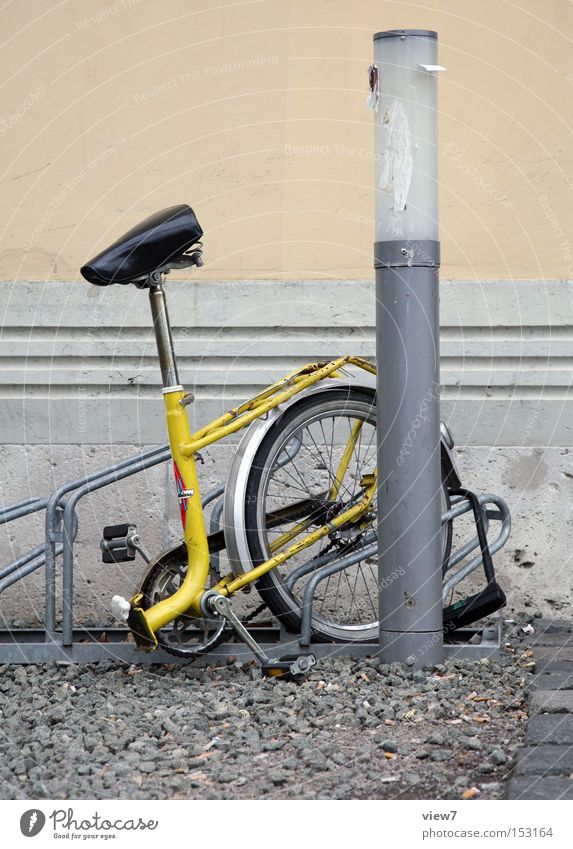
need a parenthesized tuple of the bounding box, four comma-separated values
(80, 204, 203, 285)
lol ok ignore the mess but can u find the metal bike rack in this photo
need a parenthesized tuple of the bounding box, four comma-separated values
(284, 494, 510, 649)
(0, 436, 510, 664)
(0, 445, 170, 662)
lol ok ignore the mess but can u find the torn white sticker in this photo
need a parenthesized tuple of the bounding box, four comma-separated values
(379, 99, 412, 212)
(417, 63, 447, 74)
(366, 63, 380, 112)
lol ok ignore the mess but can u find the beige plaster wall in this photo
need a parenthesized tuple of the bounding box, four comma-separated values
(1, 0, 572, 282)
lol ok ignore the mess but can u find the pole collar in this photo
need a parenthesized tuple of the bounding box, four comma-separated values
(374, 240, 440, 269)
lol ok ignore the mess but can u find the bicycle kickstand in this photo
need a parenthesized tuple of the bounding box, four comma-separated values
(203, 592, 316, 681)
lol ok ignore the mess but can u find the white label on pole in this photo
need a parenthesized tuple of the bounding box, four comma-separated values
(417, 63, 447, 73)
(379, 99, 412, 212)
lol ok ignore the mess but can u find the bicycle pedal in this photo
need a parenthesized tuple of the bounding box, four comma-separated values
(261, 654, 316, 681)
(103, 523, 131, 540)
(101, 523, 137, 564)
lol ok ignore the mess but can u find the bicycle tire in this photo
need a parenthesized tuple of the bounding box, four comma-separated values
(244, 387, 452, 642)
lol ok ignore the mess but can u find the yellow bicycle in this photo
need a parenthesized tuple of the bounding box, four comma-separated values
(81, 204, 455, 672)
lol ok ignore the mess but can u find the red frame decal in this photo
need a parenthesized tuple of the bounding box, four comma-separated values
(173, 461, 188, 529)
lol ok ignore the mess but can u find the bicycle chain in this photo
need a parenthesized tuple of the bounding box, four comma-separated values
(241, 600, 268, 625)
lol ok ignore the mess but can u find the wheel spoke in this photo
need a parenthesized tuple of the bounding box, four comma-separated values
(249, 391, 449, 642)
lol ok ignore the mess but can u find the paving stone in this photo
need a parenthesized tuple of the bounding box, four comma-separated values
(531, 673, 573, 691)
(531, 690, 573, 713)
(507, 777, 573, 800)
(525, 634, 573, 647)
(533, 647, 573, 662)
(526, 714, 573, 745)
(532, 619, 573, 634)
(514, 746, 573, 776)
(533, 660, 573, 674)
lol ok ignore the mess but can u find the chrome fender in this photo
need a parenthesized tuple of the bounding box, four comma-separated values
(222, 369, 460, 576)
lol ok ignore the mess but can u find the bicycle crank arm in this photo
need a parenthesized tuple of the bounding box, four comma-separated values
(206, 593, 268, 664)
(204, 592, 316, 680)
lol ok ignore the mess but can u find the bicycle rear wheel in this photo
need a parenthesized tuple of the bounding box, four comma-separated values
(244, 388, 452, 642)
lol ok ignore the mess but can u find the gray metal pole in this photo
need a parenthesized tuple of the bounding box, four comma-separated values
(372, 29, 444, 667)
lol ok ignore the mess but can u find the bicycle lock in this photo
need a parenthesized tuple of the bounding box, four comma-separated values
(371, 30, 446, 667)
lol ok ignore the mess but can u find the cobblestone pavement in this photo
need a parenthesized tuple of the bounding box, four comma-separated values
(507, 619, 573, 800)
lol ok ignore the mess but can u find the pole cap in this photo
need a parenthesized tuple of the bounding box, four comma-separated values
(373, 29, 437, 41)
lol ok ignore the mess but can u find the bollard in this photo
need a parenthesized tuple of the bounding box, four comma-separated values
(372, 29, 445, 667)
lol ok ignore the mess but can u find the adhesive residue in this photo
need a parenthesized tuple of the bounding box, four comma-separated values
(379, 99, 412, 212)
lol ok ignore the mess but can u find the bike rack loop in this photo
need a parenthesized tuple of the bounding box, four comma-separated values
(60, 446, 173, 646)
(59, 455, 224, 647)
(0, 434, 226, 651)
(43, 444, 171, 641)
(294, 494, 510, 647)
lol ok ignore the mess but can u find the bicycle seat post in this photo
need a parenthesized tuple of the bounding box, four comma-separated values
(148, 280, 180, 389)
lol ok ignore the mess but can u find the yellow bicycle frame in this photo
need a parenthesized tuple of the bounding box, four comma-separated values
(128, 353, 377, 650)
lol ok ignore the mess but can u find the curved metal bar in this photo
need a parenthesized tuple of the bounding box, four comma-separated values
(61, 448, 172, 646)
(442, 494, 503, 575)
(0, 497, 48, 526)
(299, 541, 378, 646)
(202, 484, 225, 509)
(0, 544, 64, 593)
(274, 434, 302, 469)
(298, 493, 511, 644)
(44, 444, 169, 637)
(286, 490, 468, 591)
(0, 508, 79, 590)
(441, 495, 511, 600)
(0, 543, 47, 582)
(285, 531, 377, 593)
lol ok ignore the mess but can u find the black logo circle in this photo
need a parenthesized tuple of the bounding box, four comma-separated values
(20, 810, 46, 837)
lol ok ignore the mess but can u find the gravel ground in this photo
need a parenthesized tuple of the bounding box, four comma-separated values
(0, 632, 534, 801)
